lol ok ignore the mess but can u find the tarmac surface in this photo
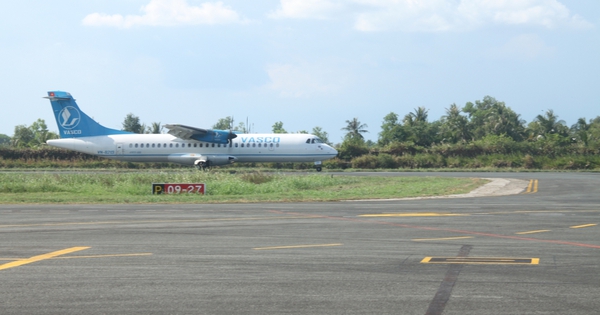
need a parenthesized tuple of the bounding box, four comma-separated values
(1, 172, 599, 314)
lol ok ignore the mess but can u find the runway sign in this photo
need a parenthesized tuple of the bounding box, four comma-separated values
(152, 183, 205, 195)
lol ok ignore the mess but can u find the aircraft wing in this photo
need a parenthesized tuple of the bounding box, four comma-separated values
(164, 124, 209, 140)
(164, 124, 237, 144)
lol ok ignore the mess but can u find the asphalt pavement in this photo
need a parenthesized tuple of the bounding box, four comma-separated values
(0, 172, 599, 314)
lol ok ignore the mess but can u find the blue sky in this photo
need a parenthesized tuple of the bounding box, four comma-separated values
(1, 0, 599, 143)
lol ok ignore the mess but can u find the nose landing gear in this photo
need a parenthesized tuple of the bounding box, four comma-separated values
(314, 161, 323, 172)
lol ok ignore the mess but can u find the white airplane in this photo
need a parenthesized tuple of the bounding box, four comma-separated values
(45, 91, 337, 171)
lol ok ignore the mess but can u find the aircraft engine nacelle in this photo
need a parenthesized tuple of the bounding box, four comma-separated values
(190, 129, 237, 144)
(194, 155, 237, 167)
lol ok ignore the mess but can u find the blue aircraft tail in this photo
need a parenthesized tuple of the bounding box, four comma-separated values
(45, 91, 132, 138)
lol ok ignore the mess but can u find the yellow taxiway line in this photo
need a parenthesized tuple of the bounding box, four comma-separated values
(0, 247, 90, 271)
(570, 224, 597, 229)
(359, 213, 467, 217)
(253, 243, 343, 250)
(412, 236, 474, 241)
(516, 230, 551, 235)
(524, 179, 539, 194)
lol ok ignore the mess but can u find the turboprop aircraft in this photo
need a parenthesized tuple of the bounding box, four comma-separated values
(45, 91, 337, 171)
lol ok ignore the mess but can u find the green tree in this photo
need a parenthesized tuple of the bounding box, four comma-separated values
(212, 116, 235, 130)
(272, 121, 287, 134)
(378, 112, 406, 146)
(463, 96, 525, 141)
(29, 119, 58, 145)
(237, 122, 248, 133)
(11, 125, 34, 148)
(403, 107, 428, 126)
(10, 119, 57, 148)
(337, 136, 369, 160)
(122, 113, 143, 133)
(342, 118, 368, 140)
(530, 109, 567, 137)
(402, 107, 439, 147)
(0, 134, 10, 146)
(148, 122, 163, 134)
(440, 104, 471, 143)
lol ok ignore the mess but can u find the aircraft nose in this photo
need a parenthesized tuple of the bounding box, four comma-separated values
(330, 146, 338, 156)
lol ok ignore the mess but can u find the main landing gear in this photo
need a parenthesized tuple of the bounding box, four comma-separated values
(194, 160, 209, 171)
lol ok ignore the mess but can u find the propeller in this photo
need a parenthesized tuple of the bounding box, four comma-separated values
(227, 116, 237, 145)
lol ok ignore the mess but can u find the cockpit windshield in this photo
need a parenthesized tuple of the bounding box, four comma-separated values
(306, 138, 324, 144)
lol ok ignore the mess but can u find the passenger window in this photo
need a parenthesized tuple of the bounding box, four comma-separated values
(152, 143, 155, 148)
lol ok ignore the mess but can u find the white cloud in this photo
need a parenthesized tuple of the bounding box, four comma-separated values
(268, 0, 593, 32)
(268, 0, 343, 19)
(82, 0, 245, 28)
(354, 0, 457, 32)
(457, 0, 593, 29)
(266, 63, 343, 97)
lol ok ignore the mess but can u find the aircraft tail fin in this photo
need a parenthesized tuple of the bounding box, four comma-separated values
(45, 91, 132, 138)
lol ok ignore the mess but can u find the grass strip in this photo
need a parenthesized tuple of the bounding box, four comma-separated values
(0, 171, 487, 204)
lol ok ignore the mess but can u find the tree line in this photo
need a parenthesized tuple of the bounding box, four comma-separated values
(2, 96, 600, 170)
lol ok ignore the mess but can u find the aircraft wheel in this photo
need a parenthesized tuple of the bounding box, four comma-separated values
(316, 166, 322, 172)
(195, 161, 208, 171)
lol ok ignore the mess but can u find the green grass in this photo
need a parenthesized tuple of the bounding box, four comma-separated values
(0, 171, 487, 204)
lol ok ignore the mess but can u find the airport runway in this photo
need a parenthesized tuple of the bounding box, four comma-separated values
(1, 172, 599, 314)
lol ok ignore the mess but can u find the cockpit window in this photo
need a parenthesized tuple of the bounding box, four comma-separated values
(309, 138, 323, 144)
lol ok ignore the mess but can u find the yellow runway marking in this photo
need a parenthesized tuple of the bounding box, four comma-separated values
(0, 216, 319, 229)
(524, 179, 539, 194)
(570, 224, 597, 229)
(0, 247, 90, 271)
(421, 257, 539, 265)
(54, 253, 152, 259)
(253, 243, 343, 250)
(0, 253, 152, 261)
(359, 213, 467, 217)
(516, 230, 550, 235)
(413, 236, 474, 241)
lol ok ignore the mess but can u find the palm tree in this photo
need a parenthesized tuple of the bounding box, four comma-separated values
(342, 118, 368, 140)
(441, 104, 471, 143)
(533, 110, 566, 136)
(149, 122, 163, 134)
(403, 107, 428, 126)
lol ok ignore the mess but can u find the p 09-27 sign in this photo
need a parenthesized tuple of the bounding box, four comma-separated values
(152, 183, 205, 195)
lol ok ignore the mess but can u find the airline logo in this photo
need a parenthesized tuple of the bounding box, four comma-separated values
(58, 106, 81, 130)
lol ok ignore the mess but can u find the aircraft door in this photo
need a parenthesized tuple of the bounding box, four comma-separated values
(116, 143, 125, 155)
